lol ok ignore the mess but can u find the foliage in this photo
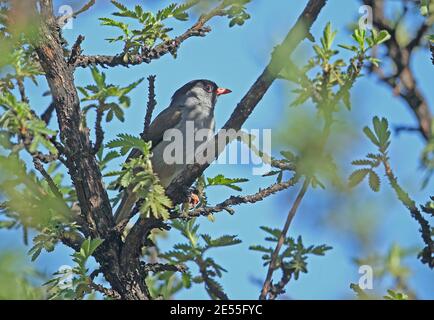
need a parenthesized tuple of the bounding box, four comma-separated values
(0, 252, 46, 299)
(0, 93, 58, 154)
(44, 238, 103, 300)
(350, 117, 434, 268)
(106, 134, 172, 219)
(0, 155, 73, 243)
(159, 218, 241, 299)
(78, 67, 144, 125)
(205, 174, 248, 191)
(0, 0, 431, 301)
(250, 226, 331, 283)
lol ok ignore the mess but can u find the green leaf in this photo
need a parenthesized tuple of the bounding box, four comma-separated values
(363, 126, 380, 147)
(372, 116, 390, 151)
(384, 289, 408, 300)
(348, 169, 371, 188)
(107, 133, 150, 155)
(374, 30, 391, 46)
(259, 226, 281, 239)
(351, 159, 376, 166)
(368, 170, 380, 192)
(322, 22, 336, 50)
(206, 174, 248, 192)
(202, 235, 241, 248)
(249, 245, 273, 253)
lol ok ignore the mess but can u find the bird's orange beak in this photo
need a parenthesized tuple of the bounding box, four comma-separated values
(216, 87, 232, 96)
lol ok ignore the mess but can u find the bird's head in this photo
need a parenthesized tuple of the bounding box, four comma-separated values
(171, 79, 231, 108)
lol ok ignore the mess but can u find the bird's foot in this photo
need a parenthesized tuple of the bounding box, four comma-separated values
(188, 192, 200, 208)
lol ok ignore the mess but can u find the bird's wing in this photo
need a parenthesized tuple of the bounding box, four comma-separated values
(114, 104, 183, 217)
(123, 104, 183, 164)
(147, 104, 183, 148)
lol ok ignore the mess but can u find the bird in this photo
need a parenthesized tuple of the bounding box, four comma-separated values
(114, 79, 232, 224)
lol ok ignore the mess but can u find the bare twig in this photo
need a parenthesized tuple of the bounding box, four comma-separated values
(259, 179, 310, 300)
(141, 262, 187, 274)
(430, 43, 434, 65)
(141, 75, 157, 139)
(32, 158, 63, 199)
(41, 102, 56, 125)
(92, 106, 104, 154)
(57, 0, 96, 27)
(68, 35, 85, 65)
(89, 282, 121, 300)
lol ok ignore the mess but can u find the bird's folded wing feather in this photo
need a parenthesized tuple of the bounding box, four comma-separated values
(114, 104, 183, 223)
(124, 104, 183, 163)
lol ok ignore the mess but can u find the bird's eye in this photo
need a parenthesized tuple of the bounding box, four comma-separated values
(204, 84, 213, 93)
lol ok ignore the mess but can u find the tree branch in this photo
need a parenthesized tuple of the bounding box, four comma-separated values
(141, 75, 157, 139)
(92, 106, 104, 154)
(363, 0, 433, 140)
(259, 178, 310, 300)
(68, 35, 85, 66)
(40, 102, 56, 125)
(141, 262, 187, 274)
(32, 158, 63, 199)
(57, 0, 96, 27)
(72, 2, 229, 69)
(185, 176, 300, 219)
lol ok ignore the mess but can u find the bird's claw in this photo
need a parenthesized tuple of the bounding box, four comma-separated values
(189, 192, 200, 208)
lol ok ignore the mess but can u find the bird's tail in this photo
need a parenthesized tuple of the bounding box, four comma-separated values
(114, 188, 138, 224)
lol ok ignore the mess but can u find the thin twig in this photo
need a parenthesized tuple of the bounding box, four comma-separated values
(68, 35, 85, 65)
(41, 102, 56, 125)
(32, 158, 63, 199)
(89, 282, 121, 300)
(185, 176, 300, 219)
(259, 179, 310, 300)
(16, 79, 29, 103)
(92, 106, 104, 154)
(57, 0, 96, 27)
(141, 75, 157, 140)
(383, 160, 433, 268)
(141, 262, 187, 274)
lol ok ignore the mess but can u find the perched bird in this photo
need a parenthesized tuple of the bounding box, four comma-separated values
(114, 79, 231, 223)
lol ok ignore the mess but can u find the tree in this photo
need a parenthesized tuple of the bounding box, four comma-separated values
(0, 0, 432, 300)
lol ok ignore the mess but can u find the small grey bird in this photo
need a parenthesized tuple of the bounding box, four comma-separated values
(114, 79, 231, 223)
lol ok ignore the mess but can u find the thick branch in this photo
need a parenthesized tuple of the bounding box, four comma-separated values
(35, 1, 114, 239)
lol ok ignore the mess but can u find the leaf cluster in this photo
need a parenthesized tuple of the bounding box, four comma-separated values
(160, 218, 241, 299)
(78, 67, 144, 124)
(44, 238, 103, 300)
(250, 226, 332, 282)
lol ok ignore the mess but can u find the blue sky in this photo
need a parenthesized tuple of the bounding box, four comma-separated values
(1, 0, 433, 299)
